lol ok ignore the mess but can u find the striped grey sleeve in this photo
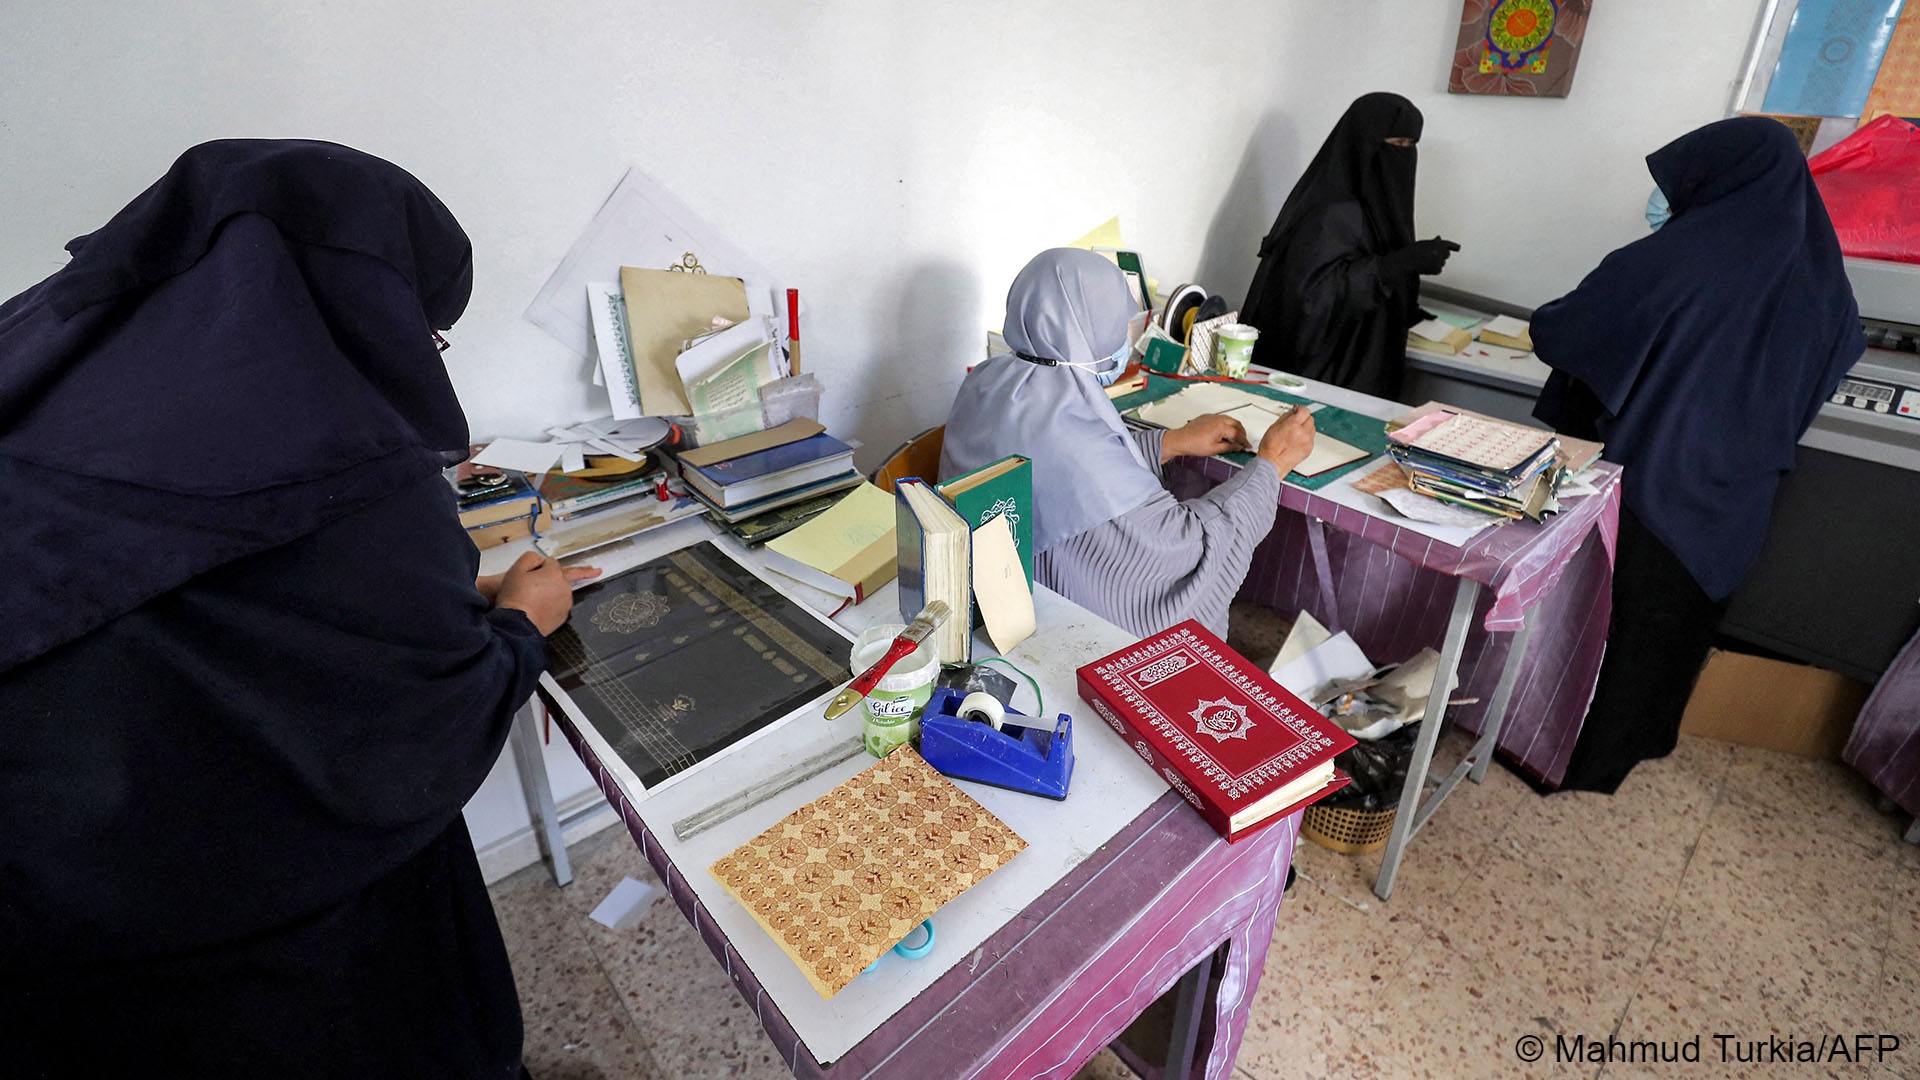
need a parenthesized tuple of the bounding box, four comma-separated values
(1129, 428, 1166, 479)
(1034, 457, 1282, 640)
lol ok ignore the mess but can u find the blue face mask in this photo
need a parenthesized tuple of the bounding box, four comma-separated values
(1645, 186, 1671, 231)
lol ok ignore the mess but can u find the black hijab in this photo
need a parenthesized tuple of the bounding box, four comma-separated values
(1532, 116, 1863, 599)
(0, 139, 474, 673)
(1256, 92, 1422, 265)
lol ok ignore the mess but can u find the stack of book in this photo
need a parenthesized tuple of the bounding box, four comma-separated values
(528, 456, 705, 558)
(456, 471, 551, 548)
(1406, 317, 1472, 357)
(1385, 410, 1562, 522)
(537, 462, 667, 522)
(673, 419, 861, 527)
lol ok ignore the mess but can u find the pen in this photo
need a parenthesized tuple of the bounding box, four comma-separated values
(787, 288, 801, 376)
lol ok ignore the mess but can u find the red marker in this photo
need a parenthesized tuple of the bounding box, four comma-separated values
(786, 288, 802, 376)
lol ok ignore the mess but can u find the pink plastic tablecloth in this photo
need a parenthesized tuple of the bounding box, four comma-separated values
(1174, 457, 1623, 788)
(1844, 625, 1920, 819)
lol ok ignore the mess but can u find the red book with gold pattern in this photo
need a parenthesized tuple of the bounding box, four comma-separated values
(1076, 620, 1355, 842)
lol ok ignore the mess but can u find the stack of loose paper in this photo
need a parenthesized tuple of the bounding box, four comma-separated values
(1131, 384, 1367, 478)
(1268, 611, 1455, 740)
(1385, 410, 1562, 522)
(471, 416, 673, 477)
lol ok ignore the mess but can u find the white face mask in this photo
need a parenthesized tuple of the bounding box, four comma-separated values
(1059, 341, 1130, 386)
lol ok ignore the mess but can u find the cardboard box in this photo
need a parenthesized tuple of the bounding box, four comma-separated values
(1679, 648, 1870, 759)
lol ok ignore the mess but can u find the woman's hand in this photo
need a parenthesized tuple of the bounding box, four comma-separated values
(490, 552, 602, 635)
(1162, 414, 1251, 462)
(1256, 407, 1317, 476)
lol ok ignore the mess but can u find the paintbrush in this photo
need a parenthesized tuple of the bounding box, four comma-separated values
(823, 601, 950, 720)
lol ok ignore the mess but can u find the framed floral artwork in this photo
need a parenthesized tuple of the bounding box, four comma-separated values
(1449, 0, 1593, 98)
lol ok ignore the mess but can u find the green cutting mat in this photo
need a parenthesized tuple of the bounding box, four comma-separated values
(1111, 374, 1388, 491)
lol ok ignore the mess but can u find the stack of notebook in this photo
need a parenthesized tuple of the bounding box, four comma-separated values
(1385, 410, 1562, 522)
(673, 418, 862, 525)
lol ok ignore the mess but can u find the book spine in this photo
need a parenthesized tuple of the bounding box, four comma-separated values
(550, 480, 657, 514)
(458, 495, 542, 529)
(1075, 671, 1234, 839)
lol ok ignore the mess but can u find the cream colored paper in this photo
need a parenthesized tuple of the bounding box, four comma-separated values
(1134, 385, 1366, 478)
(765, 482, 898, 596)
(969, 514, 1035, 654)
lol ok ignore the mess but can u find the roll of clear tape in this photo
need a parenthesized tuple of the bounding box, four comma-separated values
(958, 691, 1005, 731)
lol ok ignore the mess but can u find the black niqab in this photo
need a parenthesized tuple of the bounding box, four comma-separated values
(1242, 93, 1426, 398)
(1256, 91, 1422, 262)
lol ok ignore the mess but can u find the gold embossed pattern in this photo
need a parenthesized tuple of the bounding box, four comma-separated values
(708, 746, 1026, 998)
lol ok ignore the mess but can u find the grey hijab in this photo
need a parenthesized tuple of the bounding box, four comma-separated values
(940, 248, 1164, 552)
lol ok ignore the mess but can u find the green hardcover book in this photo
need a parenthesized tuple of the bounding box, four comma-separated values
(937, 454, 1033, 589)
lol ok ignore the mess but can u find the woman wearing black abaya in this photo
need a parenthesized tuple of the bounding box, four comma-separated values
(1533, 117, 1863, 794)
(1242, 92, 1460, 400)
(0, 141, 588, 1078)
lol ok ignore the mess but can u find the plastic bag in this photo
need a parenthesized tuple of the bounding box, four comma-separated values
(1319, 723, 1421, 812)
(1808, 115, 1920, 264)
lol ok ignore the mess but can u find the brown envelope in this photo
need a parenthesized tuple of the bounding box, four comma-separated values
(620, 266, 750, 417)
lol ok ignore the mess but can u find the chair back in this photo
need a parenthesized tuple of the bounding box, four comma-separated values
(871, 426, 946, 493)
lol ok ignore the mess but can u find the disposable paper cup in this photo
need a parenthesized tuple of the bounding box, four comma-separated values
(850, 624, 938, 757)
(1213, 323, 1259, 378)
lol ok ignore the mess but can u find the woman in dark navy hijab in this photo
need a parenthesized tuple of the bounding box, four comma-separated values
(0, 140, 587, 1078)
(1242, 92, 1461, 399)
(1533, 117, 1863, 794)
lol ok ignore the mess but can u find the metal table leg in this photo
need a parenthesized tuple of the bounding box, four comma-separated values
(510, 701, 572, 886)
(1468, 608, 1536, 785)
(1374, 577, 1479, 901)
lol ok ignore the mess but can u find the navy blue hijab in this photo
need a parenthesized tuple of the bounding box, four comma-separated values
(0, 139, 475, 672)
(1532, 117, 1863, 600)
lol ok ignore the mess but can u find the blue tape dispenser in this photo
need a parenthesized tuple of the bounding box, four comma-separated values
(918, 686, 1074, 800)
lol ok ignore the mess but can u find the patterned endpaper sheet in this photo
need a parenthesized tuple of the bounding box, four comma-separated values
(709, 746, 1026, 999)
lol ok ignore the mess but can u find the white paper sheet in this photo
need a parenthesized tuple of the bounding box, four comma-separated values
(1271, 632, 1375, 703)
(525, 167, 781, 358)
(472, 438, 566, 474)
(1480, 314, 1530, 338)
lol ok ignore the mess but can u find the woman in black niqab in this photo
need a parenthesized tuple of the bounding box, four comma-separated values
(1242, 92, 1459, 399)
(0, 140, 575, 1079)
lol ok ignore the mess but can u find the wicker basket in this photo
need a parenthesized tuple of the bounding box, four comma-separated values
(1302, 804, 1398, 854)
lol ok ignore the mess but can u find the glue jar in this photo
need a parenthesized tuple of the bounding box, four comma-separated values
(848, 624, 939, 758)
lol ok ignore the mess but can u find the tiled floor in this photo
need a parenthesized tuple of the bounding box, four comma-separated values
(490, 729, 1918, 1080)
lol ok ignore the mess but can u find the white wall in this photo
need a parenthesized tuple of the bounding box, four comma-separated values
(3, 0, 1761, 875)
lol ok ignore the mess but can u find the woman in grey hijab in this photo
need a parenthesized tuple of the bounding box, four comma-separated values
(941, 248, 1316, 638)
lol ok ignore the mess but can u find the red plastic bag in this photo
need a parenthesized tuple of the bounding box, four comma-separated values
(1808, 115, 1920, 264)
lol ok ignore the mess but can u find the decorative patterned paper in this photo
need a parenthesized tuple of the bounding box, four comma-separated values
(708, 746, 1026, 999)
(1863, 4, 1920, 124)
(1449, 0, 1593, 98)
(1761, 0, 1905, 119)
(1748, 113, 1827, 154)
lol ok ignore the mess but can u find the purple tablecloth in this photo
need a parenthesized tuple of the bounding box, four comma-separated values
(1844, 624, 1920, 818)
(544, 695, 1298, 1080)
(1173, 457, 1623, 788)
